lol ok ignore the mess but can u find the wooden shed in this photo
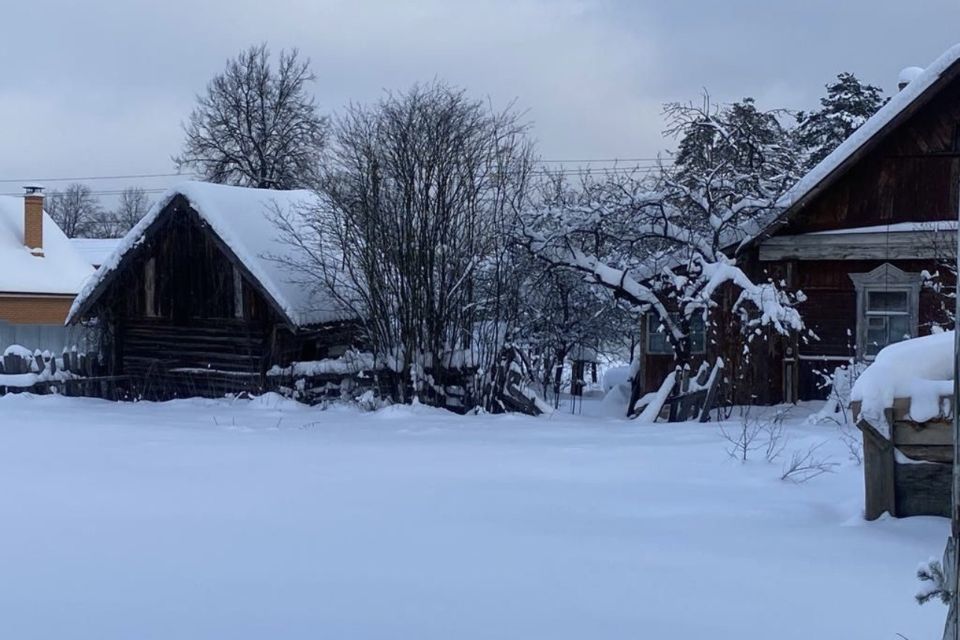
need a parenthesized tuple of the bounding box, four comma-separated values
(67, 182, 359, 398)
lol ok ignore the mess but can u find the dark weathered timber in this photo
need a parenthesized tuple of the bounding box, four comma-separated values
(67, 196, 363, 401)
(895, 460, 952, 518)
(859, 412, 898, 520)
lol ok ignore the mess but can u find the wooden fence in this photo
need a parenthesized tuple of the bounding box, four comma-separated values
(0, 350, 128, 399)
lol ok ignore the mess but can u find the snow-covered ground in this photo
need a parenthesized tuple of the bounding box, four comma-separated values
(0, 393, 947, 639)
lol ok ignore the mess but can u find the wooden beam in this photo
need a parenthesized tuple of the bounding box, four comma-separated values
(759, 230, 953, 261)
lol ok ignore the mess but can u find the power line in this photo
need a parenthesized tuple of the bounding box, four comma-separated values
(0, 160, 675, 197)
(0, 172, 191, 184)
(1, 159, 672, 186)
(0, 166, 671, 198)
(538, 157, 671, 164)
(0, 188, 170, 198)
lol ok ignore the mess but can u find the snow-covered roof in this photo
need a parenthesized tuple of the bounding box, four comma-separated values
(69, 238, 121, 267)
(0, 196, 95, 295)
(898, 66, 924, 87)
(68, 182, 349, 327)
(752, 44, 960, 241)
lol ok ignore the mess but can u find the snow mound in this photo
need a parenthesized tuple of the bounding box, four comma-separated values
(246, 392, 307, 411)
(602, 365, 631, 392)
(899, 66, 925, 86)
(599, 383, 631, 417)
(850, 332, 954, 432)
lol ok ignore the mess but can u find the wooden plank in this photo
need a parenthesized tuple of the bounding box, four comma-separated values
(760, 230, 955, 261)
(889, 396, 917, 422)
(894, 459, 951, 518)
(898, 445, 953, 464)
(894, 420, 954, 446)
(858, 416, 898, 520)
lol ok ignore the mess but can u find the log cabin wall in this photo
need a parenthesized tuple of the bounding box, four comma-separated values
(100, 200, 277, 382)
(753, 257, 952, 400)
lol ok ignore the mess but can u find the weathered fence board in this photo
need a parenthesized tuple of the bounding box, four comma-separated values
(853, 398, 952, 520)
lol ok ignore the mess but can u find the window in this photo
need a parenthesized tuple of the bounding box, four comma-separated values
(646, 313, 706, 355)
(233, 265, 244, 320)
(144, 257, 157, 318)
(863, 289, 911, 357)
(850, 263, 919, 360)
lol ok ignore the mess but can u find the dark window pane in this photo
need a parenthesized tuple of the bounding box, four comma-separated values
(646, 313, 706, 355)
(867, 290, 908, 312)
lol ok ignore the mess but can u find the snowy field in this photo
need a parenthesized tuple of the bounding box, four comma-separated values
(0, 393, 947, 639)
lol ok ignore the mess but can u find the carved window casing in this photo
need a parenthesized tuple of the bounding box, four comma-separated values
(849, 263, 920, 359)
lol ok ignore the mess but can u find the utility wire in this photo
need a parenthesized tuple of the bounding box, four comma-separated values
(0, 172, 192, 184)
(0, 165, 673, 198)
(1, 159, 673, 186)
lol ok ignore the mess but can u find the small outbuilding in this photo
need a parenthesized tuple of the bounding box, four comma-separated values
(67, 182, 358, 397)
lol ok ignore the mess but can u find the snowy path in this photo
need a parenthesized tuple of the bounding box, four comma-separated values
(0, 394, 947, 639)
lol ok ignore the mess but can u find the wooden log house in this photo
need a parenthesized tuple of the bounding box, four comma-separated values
(638, 45, 960, 405)
(67, 182, 359, 398)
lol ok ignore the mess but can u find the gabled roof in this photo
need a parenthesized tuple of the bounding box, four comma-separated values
(69, 238, 121, 268)
(68, 181, 349, 327)
(0, 196, 94, 295)
(748, 43, 960, 243)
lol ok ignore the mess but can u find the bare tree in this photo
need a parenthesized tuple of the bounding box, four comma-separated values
(517, 264, 625, 405)
(46, 183, 102, 238)
(275, 82, 534, 408)
(111, 187, 152, 235)
(175, 44, 328, 189)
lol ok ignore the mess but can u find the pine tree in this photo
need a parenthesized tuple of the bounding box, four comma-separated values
(795, 72, 886, 171)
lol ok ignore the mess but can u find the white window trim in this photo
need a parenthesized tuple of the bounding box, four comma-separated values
(849, 263, 919, 361)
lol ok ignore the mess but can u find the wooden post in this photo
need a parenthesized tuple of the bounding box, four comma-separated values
(859, 414, 898, 520)
(945, 212, 960, 640)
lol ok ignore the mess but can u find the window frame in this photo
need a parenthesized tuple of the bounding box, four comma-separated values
(849, 263, 919, 361)
(645, 312, 706, 356)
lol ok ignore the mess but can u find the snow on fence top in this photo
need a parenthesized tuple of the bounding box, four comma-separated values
(0, 196, 94, 295)
(67, 181, 350, 327)
(850, 331, 954, 433)
(746, 44, 960, 243)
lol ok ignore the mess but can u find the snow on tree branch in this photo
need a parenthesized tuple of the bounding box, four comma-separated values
(520, 95, 804, 415)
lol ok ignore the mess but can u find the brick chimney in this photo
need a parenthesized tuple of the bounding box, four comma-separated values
(23, 186, 44, 257)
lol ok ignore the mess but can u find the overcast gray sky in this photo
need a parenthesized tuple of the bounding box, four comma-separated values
(2, 0, 959, 201)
